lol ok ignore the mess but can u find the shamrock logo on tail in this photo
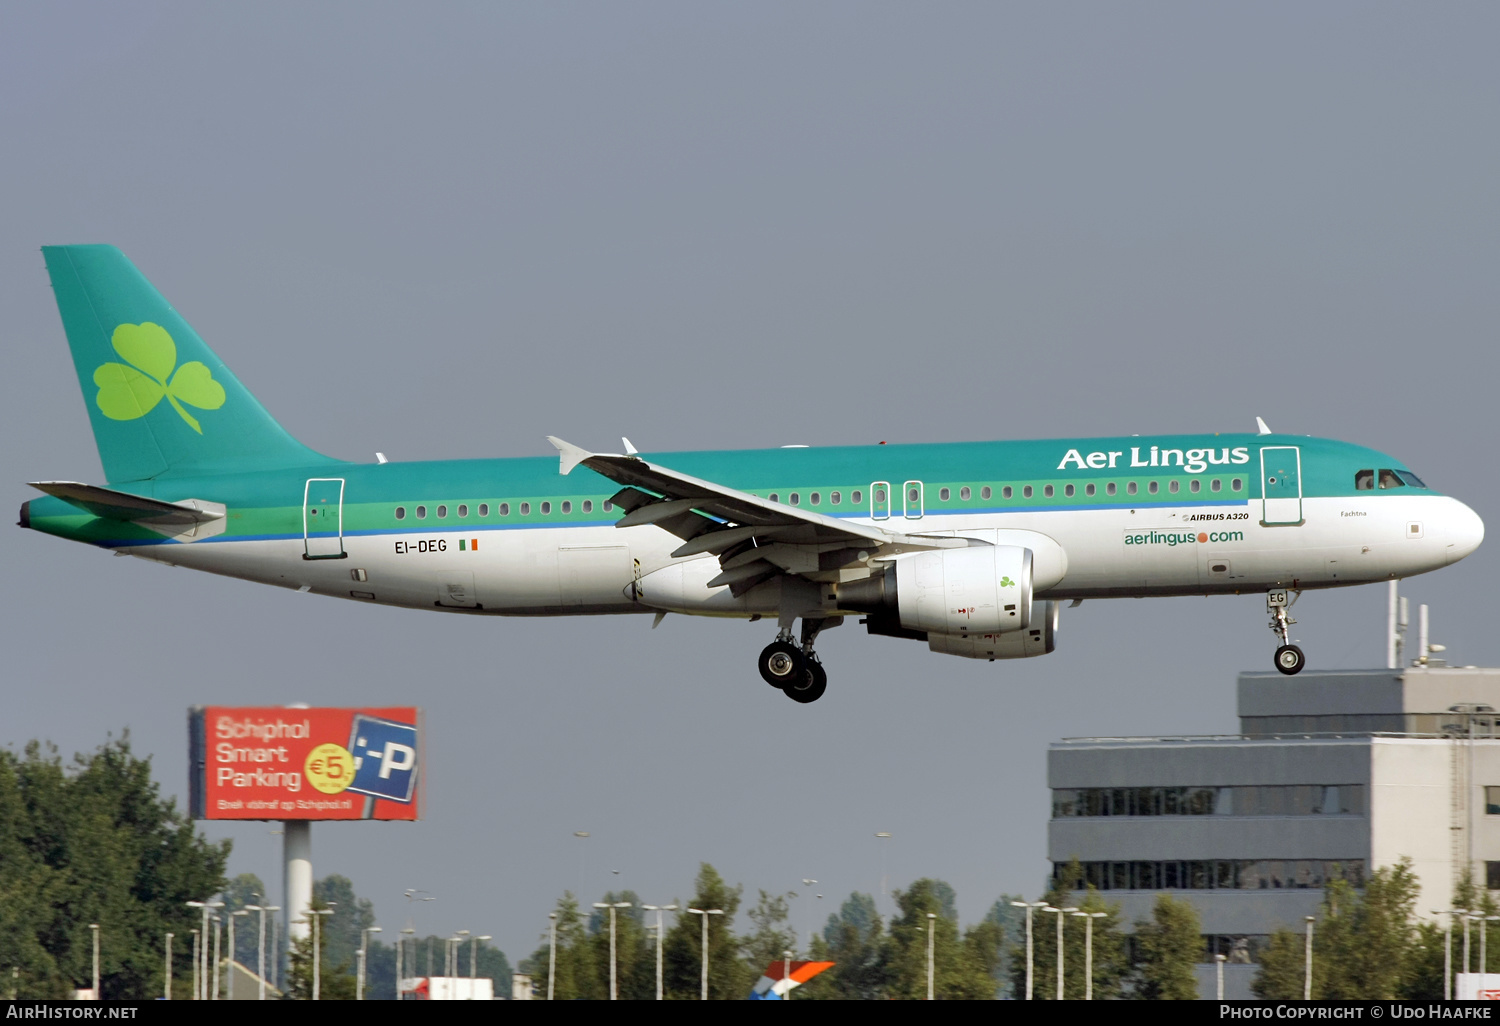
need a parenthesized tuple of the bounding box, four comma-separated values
(1000, 576, 1015, 588)
(94, 323, 225, 434)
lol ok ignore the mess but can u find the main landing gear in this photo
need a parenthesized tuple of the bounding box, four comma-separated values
(758, 618, 834, 703)
(1267, 589, 1306, 676)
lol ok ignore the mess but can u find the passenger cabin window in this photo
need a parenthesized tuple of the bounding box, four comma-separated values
(1148, 481, 1158, 494)
(520, 502, 530, 515)
(981, 486, 992, 500)
(1107, 483, 1117, 496)
(831, 491, 842, 504)
(1126, 482, 1137, 496)
(1085, 483, 1096, 497)
(1211, 479, 1222, 492)
(1355, 469, 1375, 491)
(1379, 469, 1404, 489)
(1190, 480, 1201, 493)
(960, 486, 971, 500)
(458, 504, 468, 517)
(499, 502, 510, 515)
(603, 501, 613, 512)
(1043, 485, 1054, 498)
(436, 505, 448, 518)
(561, 501, 572, 513)
(1000, 486, 1011, 499)
(478, 503, 489, 516)
(939, 488, 950, 501)
(852, 490, 863, 504)
(1169, 481, 1179, 494)
(810, 492, 821, 505)
(769, 493, 780, 503)
(1232, 478, 1243, 491)
(790, 493, 800, 506)
(583, 500, 593, 513)
(1023, 486, 1033, 499)
(541, 501, 551, 514)
(1064, 484, 1074, 497)
(416, 505, 427, 519)
(395, 506, 406, 520)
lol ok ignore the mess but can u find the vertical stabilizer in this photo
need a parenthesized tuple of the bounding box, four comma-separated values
(42, 245, 339, 483)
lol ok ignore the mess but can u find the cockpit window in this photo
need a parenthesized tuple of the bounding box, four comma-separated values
(1396, 470, 1426, 489)
(1355, 469, 1374, 491)
(1378, 469, 1404, 489)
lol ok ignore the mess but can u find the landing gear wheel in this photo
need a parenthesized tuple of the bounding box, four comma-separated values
(784, 659, 828, 703)
(1274, 644, 1306, 675)
(759, 640, 805, 687)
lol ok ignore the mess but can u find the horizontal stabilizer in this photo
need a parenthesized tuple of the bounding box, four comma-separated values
(29, 481, 226, 541)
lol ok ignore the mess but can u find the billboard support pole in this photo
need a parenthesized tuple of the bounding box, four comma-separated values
(285, 821, 312, 982)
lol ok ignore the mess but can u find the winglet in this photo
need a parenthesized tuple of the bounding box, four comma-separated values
(1255, 416, 1272, 436)
(546, 436, 593, 475)
(622, 437, 639, 455)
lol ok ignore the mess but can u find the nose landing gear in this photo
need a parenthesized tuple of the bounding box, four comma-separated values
(1267, 589, 1306, 675)
(757, 617, 836, 702)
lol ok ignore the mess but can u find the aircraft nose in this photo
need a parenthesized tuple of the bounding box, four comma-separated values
(1445, 499, 1485, 565)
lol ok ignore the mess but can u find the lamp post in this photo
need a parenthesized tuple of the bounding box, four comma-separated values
(546, 914, 557, 1001)
(1010, 900, 1048, 1000)
(164, 932, 173, 1001)
(211, 914, 221, 1000)
(229, 910, 248, 999)
(357, 926, 381, 1000)
(926, 912, 937, 1000)
(471, 935, 490, 998)
(1072, 911, 1106, 1000)
(783, 950, 795, 1002)
(1486, 916, 1500, 981)
(642, 904, 677, 1000)
(398, 927, 414, 999)
(89, 924, 99, 1000)
(1041, 906, 1078, 1000)
(307, 908, 334, 1000)
(687, 908, 724, 1000)
(1216, 953, 1227, 1000)
(1435, 910, 1458, 1000)
(244, 904, 278, 1001)
(185, 900, 223, 1000)
(592, 902, 632, 1000)
(800, 880, 818, 957)
(1464, 910, 1474, 977)
(1303, 915, 1315, 1000)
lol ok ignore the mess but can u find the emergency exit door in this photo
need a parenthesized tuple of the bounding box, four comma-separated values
(1259, 447, 1303, 526)
(303, 478, 347, 559)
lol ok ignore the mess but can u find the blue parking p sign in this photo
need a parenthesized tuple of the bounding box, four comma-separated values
(346, 714, 419, 803)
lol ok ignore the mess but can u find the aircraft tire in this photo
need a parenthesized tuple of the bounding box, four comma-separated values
(1274, 644, 1306, 676)
(784, 660, 828, 704)
(759, 641, 805, 687)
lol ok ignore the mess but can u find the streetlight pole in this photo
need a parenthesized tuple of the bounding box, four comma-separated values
(185, 900, 222, 1000)
(357, 926, 382, 1000)
(1465, 911, 1474, 977)
(164, 932, 172, 1001)
(926, 912, 937, 1000)
(399, 927, 414, 999)
(190, 930, 199, 1001)
(244, 905, 278, 1000)
(1216, 953, 1227, 1000)
(642, 904, 678, 1001)
(211, 914, 221, 1000)
(800, 880, 818, 957)
(1073, 911, 1106, 1000)
(687, 908, 724, 1000)
(593, 903, 632, 1000)
(472, 934, 490, 998)
(1435, 910, 1456, 1000)
(1042, 905, 1078, 1000)
(1010, 900, 1047, 1000)
(230, 910, 248, 999)
(307, 908, 333, 1000)
(1303, 916, 1315, 1000)
(546, 914, 557, 1001)
(89, 924, 99, 1000)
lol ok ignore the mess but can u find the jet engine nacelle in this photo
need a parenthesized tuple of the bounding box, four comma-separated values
(928, 601, 1060, 660)
(896, 544, 1033, 635)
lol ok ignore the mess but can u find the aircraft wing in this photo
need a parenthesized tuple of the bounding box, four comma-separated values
(29, 481, 225, 525)
(547, 438, 964, 595)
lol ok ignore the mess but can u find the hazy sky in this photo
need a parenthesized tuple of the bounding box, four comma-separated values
(3, 2, 1498, 966)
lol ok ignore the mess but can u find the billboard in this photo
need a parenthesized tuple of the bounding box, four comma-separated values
(189, 706, 421, 820)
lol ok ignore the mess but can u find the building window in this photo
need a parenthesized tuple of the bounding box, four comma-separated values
(1053, 784, 1365, 818)
(1489, 862, 1500, 890)
(1056, 859, 1364, 891)
(1486, 787, 1500, 815)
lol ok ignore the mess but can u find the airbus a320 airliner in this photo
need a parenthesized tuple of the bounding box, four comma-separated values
(20, 247, 1485, 702)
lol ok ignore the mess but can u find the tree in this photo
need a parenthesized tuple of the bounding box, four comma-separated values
(284, 895, 356, 1001)
(523, 892, 588, 1000)
(886, 879, 998, 999)
(0, 736, 230, 999)
(662, 864, 750, 999)
(797, 892, 889, 1000)
(311, 874, 375, 980)
(741, 890, 796, 973)
(1254, 859, 1427, 1000)
(1134, 894, 1202, 1000)
(985, 894, 1027, 999)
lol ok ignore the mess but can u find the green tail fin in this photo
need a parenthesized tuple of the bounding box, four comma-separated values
(42, 245, 340, 483)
